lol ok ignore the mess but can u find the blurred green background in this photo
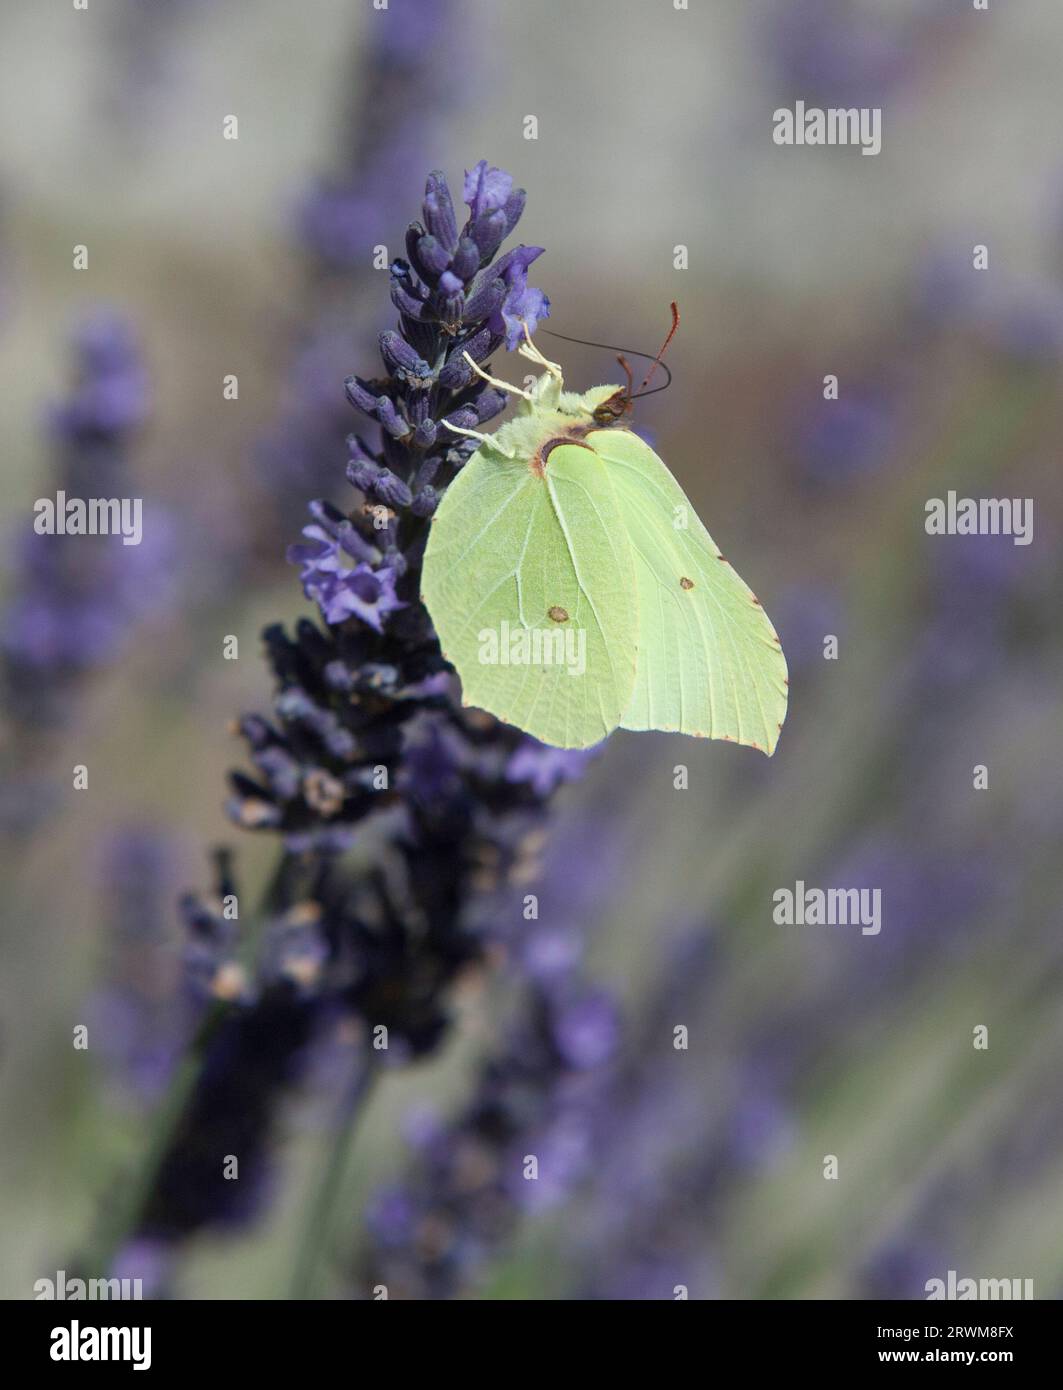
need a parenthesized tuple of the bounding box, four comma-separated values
(1, 0, 1061, 1299)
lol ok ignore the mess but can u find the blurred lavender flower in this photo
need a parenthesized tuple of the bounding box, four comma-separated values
(771, 582, 845, 674)
(564, 929, 734, 1299)
(361, 983, 622, 1298)
(505, 737, 596, 796)
(861, 1241, 945, 1300)
(0, 312, 170, 737)
(87, 831, 193, 1106)
(761, 0, 954, 108)
(913, 249, 1063, 364)
(298, 0, 458, 272)
(910, 529, 1051, 697)
(789, 382, 899, 488)
(359, 816, 627, 1300)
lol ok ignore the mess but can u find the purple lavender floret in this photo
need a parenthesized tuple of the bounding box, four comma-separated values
(289, 521, 407, 631)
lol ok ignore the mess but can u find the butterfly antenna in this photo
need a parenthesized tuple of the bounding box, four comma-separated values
(541, 302, 679, 403)
(634, 301, 680, 395)
(617, 353, 635, 399)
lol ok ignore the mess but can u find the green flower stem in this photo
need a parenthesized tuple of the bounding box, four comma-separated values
(288, 1056, 378, 1300)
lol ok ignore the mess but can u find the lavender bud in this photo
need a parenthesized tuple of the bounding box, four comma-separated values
(437, 356, 472, 391)
(500, 188, 527, 238)
(379, 330, 431, 384)
(423, 171, 459, 252)
(450, 235, 481, 283)
(411, 419, 438, 450)
(344, 376, 380, 414)
(461, 276, 506, 325)
(411, 485, 440, 517)
(474, 387, 507, 424)
(468, 208, 507, 262)
(415, 233, 452, 283)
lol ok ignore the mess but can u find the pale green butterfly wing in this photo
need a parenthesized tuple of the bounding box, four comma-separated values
(587, 427, 789, 754)
(422, 440, 638, 749)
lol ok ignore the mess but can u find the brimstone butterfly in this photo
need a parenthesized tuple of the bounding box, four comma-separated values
(421, 329, 788, 753)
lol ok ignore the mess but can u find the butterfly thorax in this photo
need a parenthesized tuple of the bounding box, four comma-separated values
(478, 370, 628, 477)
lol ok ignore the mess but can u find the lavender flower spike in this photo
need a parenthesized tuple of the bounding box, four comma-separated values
(99, 168, 577, 1297)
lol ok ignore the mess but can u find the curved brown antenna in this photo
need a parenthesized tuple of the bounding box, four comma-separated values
(634, 301, 680, 395)
(542, 301, 680, 403)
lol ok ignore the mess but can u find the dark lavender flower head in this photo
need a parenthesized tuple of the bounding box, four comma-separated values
(292, 163, 549, 559)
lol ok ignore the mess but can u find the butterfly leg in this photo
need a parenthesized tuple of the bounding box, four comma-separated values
(440, 418, 516, 457)
(461, 351, 534, 402)
(518, 326, 563, 381)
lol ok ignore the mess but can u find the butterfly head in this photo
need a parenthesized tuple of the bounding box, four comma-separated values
(591, 388, 633, 426)
(542, 301, 679, 427)
(557, 383, 630, 427)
